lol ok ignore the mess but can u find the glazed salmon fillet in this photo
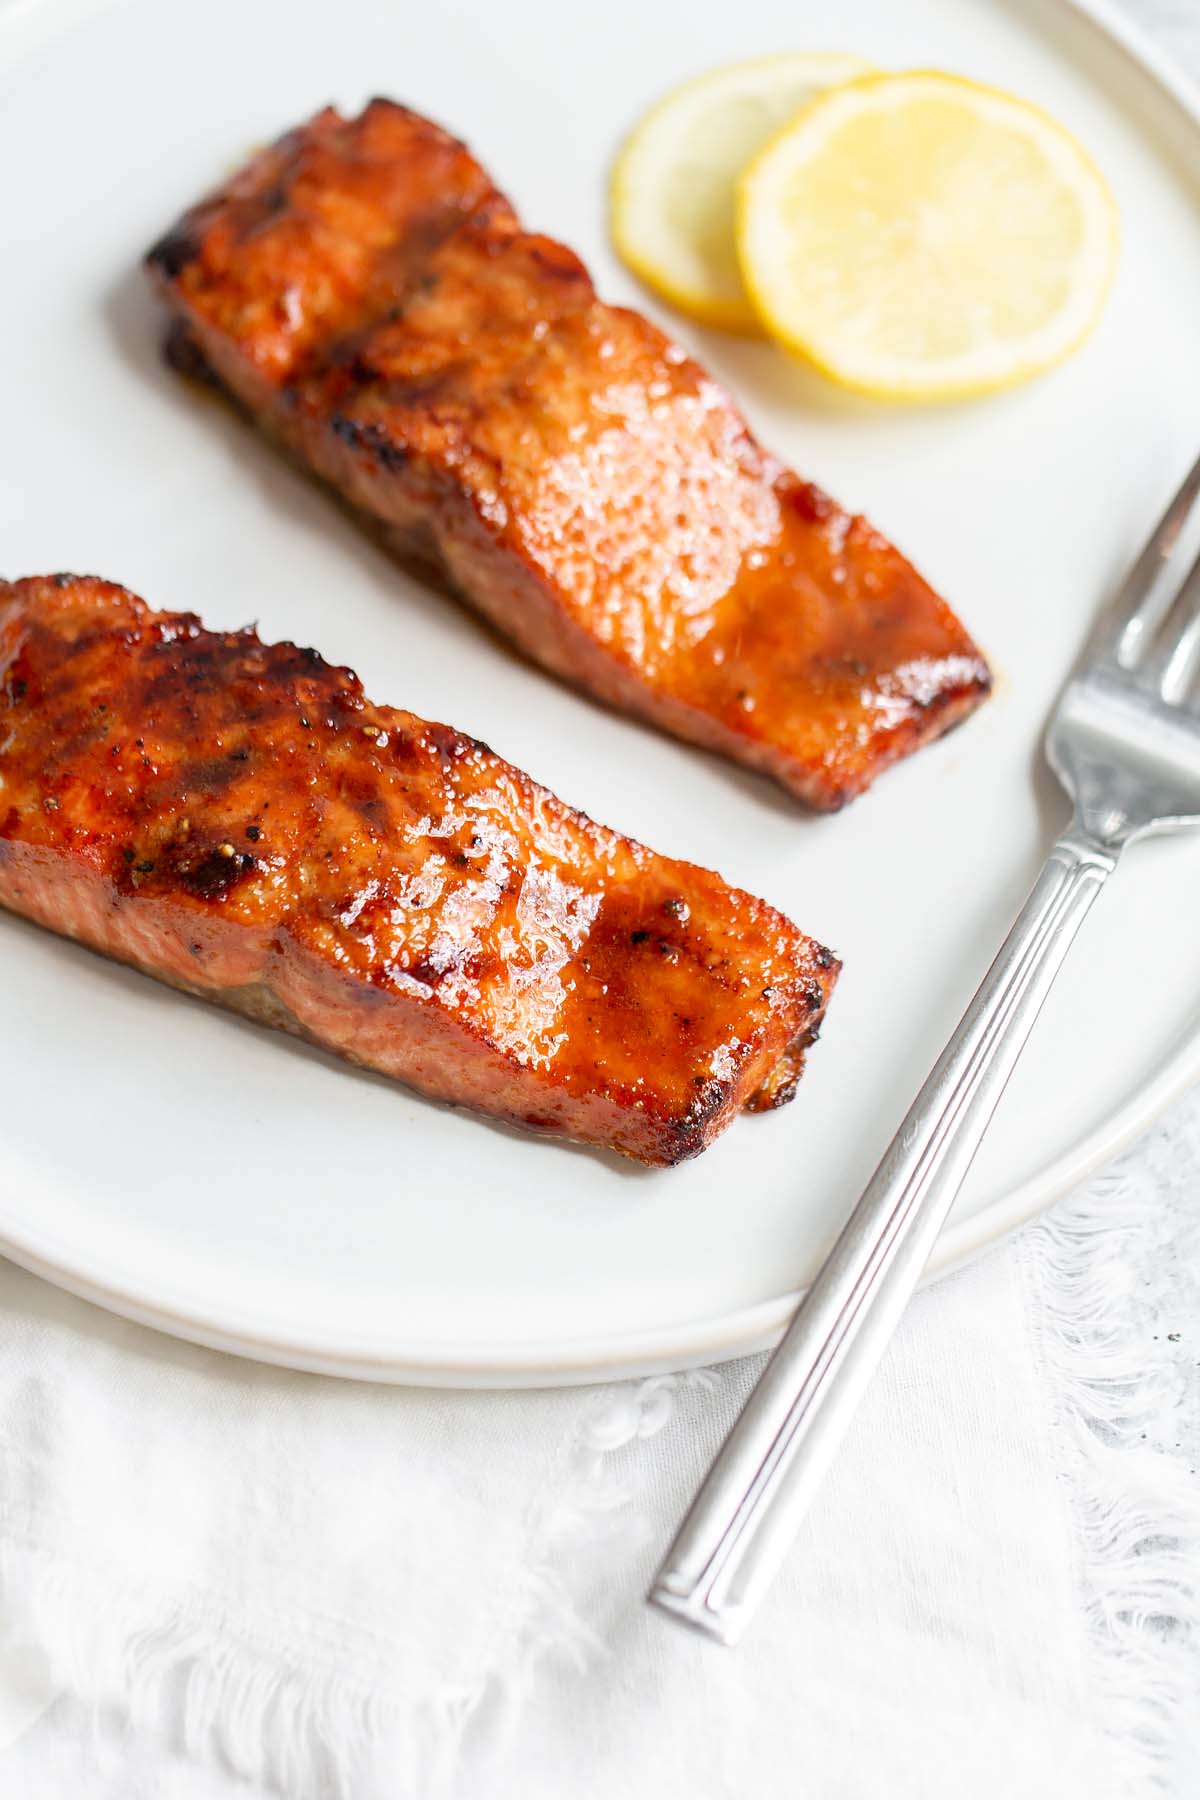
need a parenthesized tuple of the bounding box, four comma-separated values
(0, 576, 838, 1164)
(145, 99, 990, 812)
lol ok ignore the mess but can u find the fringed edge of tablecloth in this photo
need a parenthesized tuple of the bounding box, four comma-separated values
(0, 1370, 713, 1799)
(1020, 1096, 1200, 1794)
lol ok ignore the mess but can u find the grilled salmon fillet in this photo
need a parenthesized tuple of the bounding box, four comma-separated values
(145, 99, 990, 812)
(0, 575, 838, 1164)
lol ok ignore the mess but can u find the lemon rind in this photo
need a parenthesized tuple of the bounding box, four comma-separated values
(736, 69, 1121, 401)
(609, 52, 875, 334)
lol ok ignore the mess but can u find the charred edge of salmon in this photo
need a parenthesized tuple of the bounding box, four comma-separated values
(157, 325, 981, 820)
(663, 956, 840, 1161)
(152, 316, 992, 817)
(158, 323, 515, 621)
(0, 873, 835, 1168)
(1, 576, 842, 1166)
(163, 317, 221, 385)
(743, 958, 840, 1120)
(824, 675, 992, 813)
(142, 106, 992, 818)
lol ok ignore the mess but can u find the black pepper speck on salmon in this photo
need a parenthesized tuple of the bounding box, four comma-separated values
(145, 99, 990, 812)
(0, 575, 838, 1164)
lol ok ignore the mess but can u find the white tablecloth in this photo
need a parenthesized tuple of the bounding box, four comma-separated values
(0, 1093, 1197, 1800)
(0, 3, 1198, 1796)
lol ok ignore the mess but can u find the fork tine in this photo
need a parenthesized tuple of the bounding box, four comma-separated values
(1107, 448, 1200, 669)
(1143, 545, 1200, 704)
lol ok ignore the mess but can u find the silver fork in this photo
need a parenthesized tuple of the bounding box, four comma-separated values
(650, 451, 1200, 1647)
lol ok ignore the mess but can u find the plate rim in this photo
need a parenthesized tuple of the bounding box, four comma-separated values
(1, 0, 1198, 1387)
(0, 1028, 1196, 1386)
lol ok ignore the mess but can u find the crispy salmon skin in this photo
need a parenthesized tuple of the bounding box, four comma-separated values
(0, 575, 838, 1164)
(145, 99, 990, 812)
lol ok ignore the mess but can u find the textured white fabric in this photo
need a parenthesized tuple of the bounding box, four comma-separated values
(2, 2, 1198, 1794)
(0, 1095, 1197, 1799)
(0, 1239, 1128, 1799)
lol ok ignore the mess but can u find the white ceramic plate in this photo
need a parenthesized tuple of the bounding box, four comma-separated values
(1, 0, 1198, 1386)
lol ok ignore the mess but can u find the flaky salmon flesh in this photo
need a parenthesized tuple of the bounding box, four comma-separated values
(0, 576, 839, 1164)
(145, 99, 990, 811)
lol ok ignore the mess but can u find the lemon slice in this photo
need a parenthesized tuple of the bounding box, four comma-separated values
(611, 53, 875, 332)
(738, 71, 1120, 399)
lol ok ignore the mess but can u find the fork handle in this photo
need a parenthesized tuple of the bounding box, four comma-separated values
(650, 825, 1118, 1645)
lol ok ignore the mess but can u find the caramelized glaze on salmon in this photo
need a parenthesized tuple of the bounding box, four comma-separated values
(0, 575, 838, 1163)
(145, 99, 990, 811)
